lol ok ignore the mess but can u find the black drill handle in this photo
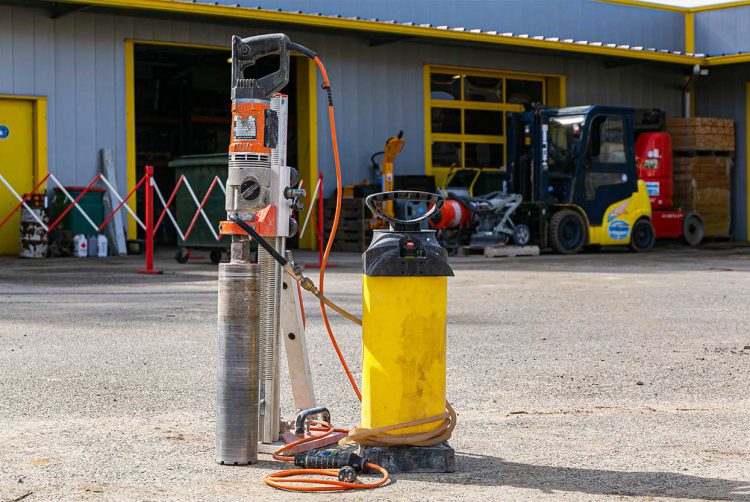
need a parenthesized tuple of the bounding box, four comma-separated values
(231, 34, 290, 100)
(366, 191, 444, 231)
(294, 450, 364, 472)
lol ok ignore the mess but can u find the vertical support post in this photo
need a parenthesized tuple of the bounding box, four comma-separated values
(137, 165, 162, 275)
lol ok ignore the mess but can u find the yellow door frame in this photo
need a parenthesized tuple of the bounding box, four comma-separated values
(124, 39, 318, 248)
(0, 94, 48, 185)
(746, 82, 750, 240)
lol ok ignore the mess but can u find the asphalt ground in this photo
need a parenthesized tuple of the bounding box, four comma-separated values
(1, 244, 749, 501)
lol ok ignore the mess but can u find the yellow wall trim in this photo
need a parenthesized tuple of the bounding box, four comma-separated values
(130, 39, 229, 51)
(597, 0, 750, 13)
(684, 11, 695, 54)
(746, 82, 750, 240)
(296, 56, 318, 250)
(595, 0, 687, 12)
(0, 94, 48, 186)
(690, 0, 750, 12)
(124, 39, 136, 239)
(705, 53, 750, 65)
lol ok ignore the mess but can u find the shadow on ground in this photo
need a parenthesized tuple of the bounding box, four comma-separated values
(407, 453, 750, 501)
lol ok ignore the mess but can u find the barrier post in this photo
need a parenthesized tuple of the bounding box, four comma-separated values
(137, 165, 162, 275)
(304, 172, 334, 269)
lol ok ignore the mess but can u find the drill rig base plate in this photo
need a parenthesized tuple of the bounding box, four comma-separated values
(360, 442, 456, 474)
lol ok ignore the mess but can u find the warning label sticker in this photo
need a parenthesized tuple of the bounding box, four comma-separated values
(645, 181, 660, 197)
(234, 115, 257, 140)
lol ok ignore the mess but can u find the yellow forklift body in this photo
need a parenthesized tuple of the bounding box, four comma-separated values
(588, 180, 652, 246)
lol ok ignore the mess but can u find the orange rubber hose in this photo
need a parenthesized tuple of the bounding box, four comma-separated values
(264, 420, 389, 492)
(312, 55, 362, 401)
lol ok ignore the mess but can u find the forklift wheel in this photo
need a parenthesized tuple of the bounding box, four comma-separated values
(683, 213, 704, 246)
(175, 248, 190, 264)
(210, 249, 223, 265)
(549, 210, 586, 254)
(512, 224, 531, 246)
(629, 218, 655, 252)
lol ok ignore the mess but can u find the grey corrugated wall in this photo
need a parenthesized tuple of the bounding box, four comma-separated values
(1, 5, 687, 204)
(695, 65, 749, 239)
(215, 0, 686, 52)
(695, 6, 750, 55)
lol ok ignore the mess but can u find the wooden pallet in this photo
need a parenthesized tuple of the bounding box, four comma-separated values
(458, 244, 540, 258)
(323, 198, 373, 252)
(667, 117, 735, 153)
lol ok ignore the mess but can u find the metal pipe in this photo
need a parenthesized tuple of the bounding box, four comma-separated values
(216, 241, 260, 464)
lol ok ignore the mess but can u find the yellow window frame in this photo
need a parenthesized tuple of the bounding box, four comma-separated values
(424, 64, 565, 187)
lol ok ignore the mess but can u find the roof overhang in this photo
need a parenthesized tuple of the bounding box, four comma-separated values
(12, 0, 750, 66)
(34, 0, 708, 66)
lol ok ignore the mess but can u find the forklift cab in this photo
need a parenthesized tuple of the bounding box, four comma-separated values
(508, 105, 653, 253)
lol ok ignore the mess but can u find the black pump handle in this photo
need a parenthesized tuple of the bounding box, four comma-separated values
(366, 191, 443, 231)
(231, 33, 290, 100)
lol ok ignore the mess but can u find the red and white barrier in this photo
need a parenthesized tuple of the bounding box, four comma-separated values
(1, 168, 332, 271)
(0, 165, 225, 274)
(152, 173, 225, 243)
(297, 172, 332, 269)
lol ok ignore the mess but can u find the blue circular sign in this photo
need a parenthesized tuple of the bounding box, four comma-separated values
(0, 125, 9, 139)
(608, 220, 630, 241)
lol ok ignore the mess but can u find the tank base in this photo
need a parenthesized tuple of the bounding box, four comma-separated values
(360, 442, 455, 474)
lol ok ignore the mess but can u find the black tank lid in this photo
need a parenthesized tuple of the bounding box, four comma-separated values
(363, 229, 453, 277)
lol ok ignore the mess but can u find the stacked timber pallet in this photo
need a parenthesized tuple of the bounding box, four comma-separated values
(667, 118, 734, 238)
(323, 197, 373, 252)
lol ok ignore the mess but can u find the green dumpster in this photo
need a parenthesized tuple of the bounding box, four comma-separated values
(169, 154, 231, 264)
(50, 186, 105, 236)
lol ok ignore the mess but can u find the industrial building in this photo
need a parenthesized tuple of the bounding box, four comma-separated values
(2, 0, 750, 254)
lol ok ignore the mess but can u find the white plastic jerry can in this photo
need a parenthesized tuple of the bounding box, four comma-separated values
(73, 234, 87, 258)
(87, 235, 98, 257)
(97, 234, 108, 257)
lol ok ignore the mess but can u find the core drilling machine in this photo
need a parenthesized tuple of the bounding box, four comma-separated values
(216, 34, 456, 493)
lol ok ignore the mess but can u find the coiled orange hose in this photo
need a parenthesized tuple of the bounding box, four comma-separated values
(264, 420, 389, 492)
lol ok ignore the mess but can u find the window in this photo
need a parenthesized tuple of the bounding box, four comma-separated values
(588, 115, 626, 164)
(425, 66, 550, 177)
(548, 115, 584, 176)
(585, 172, 628, 200)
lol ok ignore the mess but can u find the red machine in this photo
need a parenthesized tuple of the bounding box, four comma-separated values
(635, 132, 703, 245)
(430, 199, 472, 230)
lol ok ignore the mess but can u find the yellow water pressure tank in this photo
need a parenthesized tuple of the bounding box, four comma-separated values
(360, 198, 453, 435)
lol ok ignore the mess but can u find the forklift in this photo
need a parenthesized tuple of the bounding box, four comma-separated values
(507, 105, 656, 254)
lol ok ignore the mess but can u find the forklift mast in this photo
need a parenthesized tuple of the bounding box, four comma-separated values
(507, 106, 548, 204)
